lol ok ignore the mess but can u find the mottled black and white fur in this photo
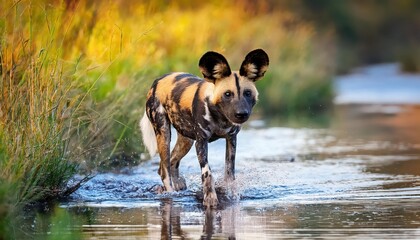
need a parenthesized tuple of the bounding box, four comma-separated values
(140, 49, 269, 208)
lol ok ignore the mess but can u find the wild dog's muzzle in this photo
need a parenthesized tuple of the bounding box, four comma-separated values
(234, 110, 250, 123)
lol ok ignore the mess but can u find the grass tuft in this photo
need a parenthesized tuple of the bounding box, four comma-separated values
(0, 0, 85, 219)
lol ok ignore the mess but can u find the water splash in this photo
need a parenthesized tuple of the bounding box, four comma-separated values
(67, 127, 420, 208)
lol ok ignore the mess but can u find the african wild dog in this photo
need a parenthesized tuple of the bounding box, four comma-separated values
(140, 49, 269, 208)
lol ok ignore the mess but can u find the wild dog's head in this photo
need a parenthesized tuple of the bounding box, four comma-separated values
(199, 49, 269, 124)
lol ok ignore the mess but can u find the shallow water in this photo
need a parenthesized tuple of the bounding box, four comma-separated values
(61, 104, 420, 239)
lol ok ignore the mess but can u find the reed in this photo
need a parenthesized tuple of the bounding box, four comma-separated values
(0, 4, 79, 207)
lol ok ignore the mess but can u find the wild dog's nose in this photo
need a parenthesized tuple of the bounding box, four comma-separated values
(234, 111, 249, 120)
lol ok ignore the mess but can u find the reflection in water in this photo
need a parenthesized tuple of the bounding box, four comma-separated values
(202, 208, 216, 240)
(68, 195, 420, 238)
(160, 199, 188, 240)
(202, 206, 236, 240)
(159, 199, 236, 240)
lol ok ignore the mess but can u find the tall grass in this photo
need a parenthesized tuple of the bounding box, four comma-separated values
(0, 0, 84, 208)
(0, 2, 91, 238)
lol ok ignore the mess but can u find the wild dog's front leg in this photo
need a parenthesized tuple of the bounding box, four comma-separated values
(225, 134, 237, 182)
(195, 139, 218, 208)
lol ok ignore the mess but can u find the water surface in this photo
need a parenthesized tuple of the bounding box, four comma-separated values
(64, 104, 420, 239)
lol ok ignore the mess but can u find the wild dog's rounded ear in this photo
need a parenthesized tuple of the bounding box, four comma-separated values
(199, 51, 232, 82)
(239, 49, 269, 82)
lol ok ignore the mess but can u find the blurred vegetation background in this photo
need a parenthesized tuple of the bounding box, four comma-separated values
(0, 1, 419, 237)
(286, 0, 420, 73)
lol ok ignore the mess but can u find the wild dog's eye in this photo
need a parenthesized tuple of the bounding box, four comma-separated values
(244, 90, 252, 97)
(224, 91, 233, 98)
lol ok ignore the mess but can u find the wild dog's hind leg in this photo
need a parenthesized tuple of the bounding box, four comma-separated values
(152, 109, 173, 192)
(156, 132, 173, 192)
(170, 133, 194, 191)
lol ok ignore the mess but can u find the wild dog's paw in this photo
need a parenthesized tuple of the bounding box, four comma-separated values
(148, 184, 176, 194)
(203, 190, 219, 208)
(172, 176, 187, 191)
(149, 184, 165, 194)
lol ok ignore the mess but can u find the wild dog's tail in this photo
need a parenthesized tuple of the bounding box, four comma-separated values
(140, 111, 157, 156)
